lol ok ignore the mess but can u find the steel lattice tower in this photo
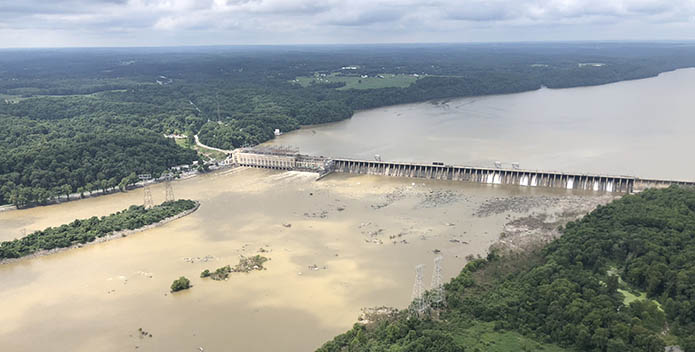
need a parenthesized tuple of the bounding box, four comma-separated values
(430, 256, 444, 306)
(411, 264, 427, 314)
(164, 173, 175, 202)
(138, 174, 153, 208)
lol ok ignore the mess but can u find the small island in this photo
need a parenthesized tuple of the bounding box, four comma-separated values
(0, 199, 199, 262)
(170, 276, 191, 292)
(201, 255, 269, 280)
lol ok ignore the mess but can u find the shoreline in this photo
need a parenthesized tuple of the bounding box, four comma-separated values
(0, 201, 200, 266)
(0, 166, 225, 214)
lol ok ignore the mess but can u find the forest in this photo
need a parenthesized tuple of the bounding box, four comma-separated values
(317, 187, 695, 352)
(0, 199, 198, 260)
(3, 43, 695, 206)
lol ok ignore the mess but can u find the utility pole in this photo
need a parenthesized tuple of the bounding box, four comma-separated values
(138, 174, 153, 208)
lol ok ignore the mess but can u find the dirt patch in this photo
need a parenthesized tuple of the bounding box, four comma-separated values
(491, 196, 615, 253)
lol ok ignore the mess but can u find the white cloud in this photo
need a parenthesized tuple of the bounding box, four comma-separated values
(0, 0, 694, 47)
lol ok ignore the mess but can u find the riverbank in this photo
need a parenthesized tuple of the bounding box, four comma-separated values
(0, 166, 216, 214)
(0, 201, 200, 265)
(0, 169, 619, 352)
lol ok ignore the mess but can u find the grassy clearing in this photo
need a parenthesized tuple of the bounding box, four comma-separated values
(174, 137, 227, 161)
(293, 73, 419, 90)
(608, 266, 664, 311)
(618, 288, 664, 312)
(0, 94, 28, 103)
(452, 321, 568, 352)
(1, 89, 129, 104)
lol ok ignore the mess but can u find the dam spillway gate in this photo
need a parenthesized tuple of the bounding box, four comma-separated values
(226, 149, 695, 194)
(331, 159, 635, 193)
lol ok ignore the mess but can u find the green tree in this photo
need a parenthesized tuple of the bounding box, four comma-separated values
(171, 276, 191, 292)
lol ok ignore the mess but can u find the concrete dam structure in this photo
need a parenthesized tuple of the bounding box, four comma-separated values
(330, 159, 695, 193)
(231, 147, 331, 173)
(227, 148, 695, 194)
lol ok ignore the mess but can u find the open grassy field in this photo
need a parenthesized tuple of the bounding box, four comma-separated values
(174, 136, 227, 161)
(293, 72, 419, 90)
(1, 89, 129, 104)
(452, 321, 568, 352)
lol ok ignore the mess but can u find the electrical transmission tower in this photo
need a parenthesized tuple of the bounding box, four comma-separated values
(164, 173, 175, 202)
(430, 256, 445, 307)
(138, 174, 153, 208)
(411, 264, 427, 314)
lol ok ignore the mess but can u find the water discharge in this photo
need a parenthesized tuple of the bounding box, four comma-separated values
(6, 68, 691, 351)
(0, 168, 608, 351)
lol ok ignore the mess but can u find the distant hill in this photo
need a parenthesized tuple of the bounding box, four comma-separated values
(3, 43, 695, 207)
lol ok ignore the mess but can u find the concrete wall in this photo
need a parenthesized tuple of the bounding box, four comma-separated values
(229, 152, 695, 194)
(232, 151, 330, 172)
(331, 159, 635, 193)
(233, 152, 296, 170)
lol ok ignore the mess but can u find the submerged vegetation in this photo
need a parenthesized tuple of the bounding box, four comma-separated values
(171, 276, 191, 292)
(318, 187, 695, 352)
(0, 199, 198, 260)
(201, 255, 269, 280)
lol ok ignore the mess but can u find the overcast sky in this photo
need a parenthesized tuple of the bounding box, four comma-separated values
(1, 0, 695, 48)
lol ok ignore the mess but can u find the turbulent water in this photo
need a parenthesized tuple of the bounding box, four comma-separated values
(267, 68, 695, 180)
(0, 168, 605, 352)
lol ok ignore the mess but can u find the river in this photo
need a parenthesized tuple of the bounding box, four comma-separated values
(0, 168, 609, 351)
(267, 68, 695, 180)
(5, 69, 688, 351)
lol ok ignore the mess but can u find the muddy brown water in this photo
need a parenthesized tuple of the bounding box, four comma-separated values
(267, 68, 695, 180)
(0, 168, 610, 351)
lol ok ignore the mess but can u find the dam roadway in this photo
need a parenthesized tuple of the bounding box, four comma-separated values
(230, 149, 695, 193)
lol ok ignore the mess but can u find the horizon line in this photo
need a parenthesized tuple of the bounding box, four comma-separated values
(2, 39, 695, 50)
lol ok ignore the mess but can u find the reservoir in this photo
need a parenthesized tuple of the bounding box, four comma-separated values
(2, 69, 690, 352)
(268, 68, 695, 181)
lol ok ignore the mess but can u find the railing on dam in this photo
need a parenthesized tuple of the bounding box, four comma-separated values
(227, 150, 695, 194)
(331, 159, 638, 193)
(331, 159, 695, 193)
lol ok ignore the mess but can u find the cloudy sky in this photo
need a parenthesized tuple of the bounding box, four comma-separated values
(1, 0, 695, 47)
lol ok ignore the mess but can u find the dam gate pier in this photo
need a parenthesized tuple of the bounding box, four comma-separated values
(226, 149, 695, 194)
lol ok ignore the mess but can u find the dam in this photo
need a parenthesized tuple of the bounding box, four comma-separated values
(227, 149, 695, 193)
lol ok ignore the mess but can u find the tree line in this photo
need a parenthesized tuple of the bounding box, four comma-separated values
(3, 44, 695, 206)
(0, 199, 198, 259)
(318, 187, 695, 352)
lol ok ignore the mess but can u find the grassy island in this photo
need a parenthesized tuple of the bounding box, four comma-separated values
(318, 187, 695, 352)
(201, 255, 269, 280)
(0, 199, 198, 260)
(171, 276, 191, 292)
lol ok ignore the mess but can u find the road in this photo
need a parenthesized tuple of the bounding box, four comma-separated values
(194, 134, 234, 154)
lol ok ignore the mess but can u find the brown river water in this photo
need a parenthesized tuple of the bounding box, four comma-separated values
(0, 167, 608, 352)
(267, 68, 695, 180)
(8, 69, 688, 351)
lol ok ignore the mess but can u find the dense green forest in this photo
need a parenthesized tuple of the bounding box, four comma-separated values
(0, 199, 197, 259)
(3, 43, 695, 206)
(318, 187, 695, 352)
